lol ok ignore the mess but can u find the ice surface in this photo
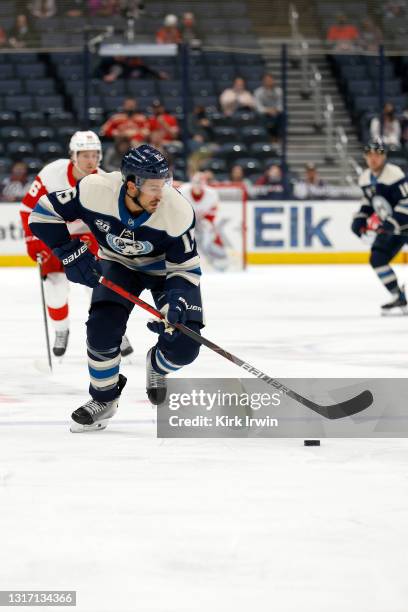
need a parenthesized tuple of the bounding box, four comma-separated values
(1, 265, 408, 612)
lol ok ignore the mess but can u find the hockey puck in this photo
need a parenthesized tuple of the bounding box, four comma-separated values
(304, 439, 320, 446)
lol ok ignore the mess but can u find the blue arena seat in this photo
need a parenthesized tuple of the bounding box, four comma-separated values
(0, 79, 23, 95)
(4, 96, 33, 113)
(7, 141, 34, 159)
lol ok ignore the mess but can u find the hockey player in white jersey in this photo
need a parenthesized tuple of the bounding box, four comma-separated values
(179, 173, 228, 270)
(351, 140, 408, 314)
(29, 145, 204, 432)
(20, 131, 134, 357)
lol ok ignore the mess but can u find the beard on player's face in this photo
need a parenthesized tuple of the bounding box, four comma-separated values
(125, 180, 161, 214)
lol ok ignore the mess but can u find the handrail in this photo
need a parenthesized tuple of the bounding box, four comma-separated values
(311, 64, 323, 127)
(324, 94, 334, 158)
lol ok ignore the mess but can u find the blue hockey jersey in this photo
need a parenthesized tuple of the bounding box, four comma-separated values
(357, 162, 408, 231)
(28, 171, 201, 289)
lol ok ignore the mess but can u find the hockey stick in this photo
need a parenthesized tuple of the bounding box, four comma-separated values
(98, 276, 373, 420)
(37, 255, 53, 372)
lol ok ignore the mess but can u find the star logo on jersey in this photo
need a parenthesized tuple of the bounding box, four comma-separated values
(106, 233, 154, 256)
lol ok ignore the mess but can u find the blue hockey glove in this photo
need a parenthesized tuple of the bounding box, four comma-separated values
(147, 290, 188, 340)
(54, 238, 102, 288)
(351, 214, 367, 237)
(166, 290, 188, 326)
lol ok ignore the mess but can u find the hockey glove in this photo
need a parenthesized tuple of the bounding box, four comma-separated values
(25, 235, 52, 264)
(147, 290, 188, 340)
(54, 238, 102, 288)
(351, 213, 368, 237)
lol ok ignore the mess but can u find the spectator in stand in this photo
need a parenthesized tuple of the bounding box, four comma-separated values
(103, 136, 131, 172)
(100, 97, 150, 144)
(9, 14, 38, 48)
(383, 1, 406, 20)
(148, 99, 180, 143)
(254, 73, 284, 141)
(65, 0, 88, 17)
(181, 12, 201, 48)
(229, 164, 253, 190)
(255, 163, 287, 199)
(148, 130, 175, 171)
(88, 0, 121, 16)
(156, 14, 182, 44)
(190, 105, 213, 141)
(293, 163, 327, 199)
(96, 56, 169, 82)
(0, 27, 8, 47)
(370, 103, 401, 148)
(220, 77, 256, 117)
(27, 0, 57, 18)
(326, 14, 359, 51)
(359, 17, 383, 52)
(401, 107, 408, 147)
(1, 162, 31, 202)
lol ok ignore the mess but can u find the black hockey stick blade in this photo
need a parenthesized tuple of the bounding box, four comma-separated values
(287, 388, 374, 420)
(173, 323, 374, 420)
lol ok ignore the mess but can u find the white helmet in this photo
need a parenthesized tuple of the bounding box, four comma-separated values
(69, 130, 102, 160)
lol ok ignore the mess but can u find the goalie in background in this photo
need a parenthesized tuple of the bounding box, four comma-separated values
(179, 173, 228, 271)
(351, 139, 408, 315)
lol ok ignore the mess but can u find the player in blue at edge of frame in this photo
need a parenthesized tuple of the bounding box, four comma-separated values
(29, 144, 204, 433)
(352, 138, 408, 315)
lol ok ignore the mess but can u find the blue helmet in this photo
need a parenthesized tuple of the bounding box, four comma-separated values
(121, 144, 171, 187)
(364, 138, 386, 155)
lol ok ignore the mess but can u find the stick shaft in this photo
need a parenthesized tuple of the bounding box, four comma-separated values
(98, 276, 372, 419)
(37, 257, 53, 372)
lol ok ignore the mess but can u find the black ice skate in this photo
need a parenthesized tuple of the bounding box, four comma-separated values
(146, 348, 167, 405)
(120, 334, 134, 357)
(381, 288, 408, 316)
(53, 329, 69, 357)
(70, 374, 127, 433)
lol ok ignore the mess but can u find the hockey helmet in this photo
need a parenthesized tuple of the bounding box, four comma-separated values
(69, 130, 102, 162)
(364, 138, 386, 155)
(121, 144, 171, 191)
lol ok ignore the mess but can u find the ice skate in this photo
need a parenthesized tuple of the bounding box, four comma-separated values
(381, 288, 408, 316)
(120, 334, 134, 357)
(70, 374, 127, 433)
(146, 348, 167, 405)
(53, 329, 69, 357)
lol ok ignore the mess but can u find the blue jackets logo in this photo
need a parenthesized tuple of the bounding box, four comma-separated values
(106, 233, 154, 256)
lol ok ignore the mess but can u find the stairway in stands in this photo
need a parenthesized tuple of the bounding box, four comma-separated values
(266, 49, 362, 183)
(247, 0, 363, 184)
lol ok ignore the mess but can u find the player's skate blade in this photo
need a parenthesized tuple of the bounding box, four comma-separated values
(146, 348, 167, 405)
(381, 291, 408, 316)
(120, 334, 134, 357)
(70, 374, 127, 433)
(53, 329, 69, 357)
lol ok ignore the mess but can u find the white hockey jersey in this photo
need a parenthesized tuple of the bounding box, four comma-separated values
(21, 158, 105, 238)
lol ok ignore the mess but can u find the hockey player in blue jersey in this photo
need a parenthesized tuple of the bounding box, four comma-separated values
(351, 139, 408, 314)
(29, 145, 203, 432)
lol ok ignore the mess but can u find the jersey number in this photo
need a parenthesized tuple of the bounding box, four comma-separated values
(28, 180, 43, 198)
(56, 187, 77, 204)
(400, 183, 408, 198)
(182, 229, 195, 253)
